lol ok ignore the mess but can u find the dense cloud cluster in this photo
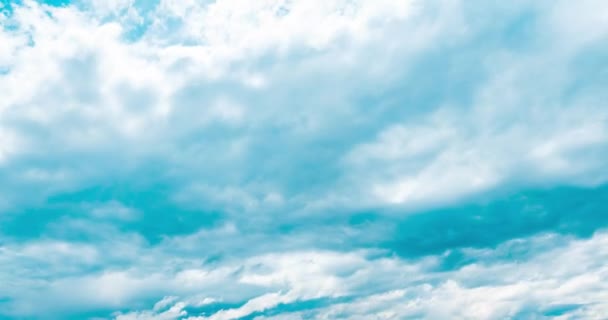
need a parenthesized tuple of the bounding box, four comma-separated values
(0, 0, 607, 318)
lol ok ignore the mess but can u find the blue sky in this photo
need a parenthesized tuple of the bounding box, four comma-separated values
(0, 0, 607, 319)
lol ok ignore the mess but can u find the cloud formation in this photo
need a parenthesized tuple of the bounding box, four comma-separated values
(0, 0, 607, 318)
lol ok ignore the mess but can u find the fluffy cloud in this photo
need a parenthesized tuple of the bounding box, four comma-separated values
(0, 0, 607, 318)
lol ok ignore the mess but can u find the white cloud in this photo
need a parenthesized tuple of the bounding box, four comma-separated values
(344, 102, 608, 208)
(150, 0, 414, 52)
(52, 231, 604, 320)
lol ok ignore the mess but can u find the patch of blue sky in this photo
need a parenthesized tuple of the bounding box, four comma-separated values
(38, 0, 70, 6)
(542, 304, 585, 317)
(2, 0, 71, 8)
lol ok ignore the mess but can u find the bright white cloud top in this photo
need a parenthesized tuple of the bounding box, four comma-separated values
(0, 0, 607, 319)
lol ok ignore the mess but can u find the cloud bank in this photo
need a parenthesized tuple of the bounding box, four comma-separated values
(0, 0, 607, 319)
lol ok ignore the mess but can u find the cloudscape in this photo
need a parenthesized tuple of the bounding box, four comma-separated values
(0, 0, 607, 319)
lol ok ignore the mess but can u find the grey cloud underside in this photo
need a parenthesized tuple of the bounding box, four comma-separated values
(0, 0, 607, 319)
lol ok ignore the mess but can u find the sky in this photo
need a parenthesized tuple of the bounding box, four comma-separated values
(0, 0, 607, 319)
